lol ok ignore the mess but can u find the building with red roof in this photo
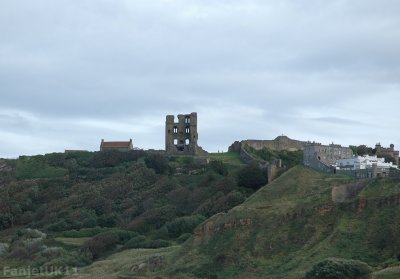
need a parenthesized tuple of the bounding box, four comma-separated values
(100, 139, 133, 152)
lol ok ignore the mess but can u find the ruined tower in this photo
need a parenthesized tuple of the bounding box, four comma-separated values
(165, 112, 205, 155)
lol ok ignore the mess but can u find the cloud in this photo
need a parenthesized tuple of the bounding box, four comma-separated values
(0, 0, 400, 157)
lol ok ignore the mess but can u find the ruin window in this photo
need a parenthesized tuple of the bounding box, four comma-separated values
(185, 127, 190, 134)
(173, 127, 178, 134)
(174, 139, 178, 145)
(185, 117, 190, 124)
(168, 129, 171, 134)
(185, 139, 190, 145)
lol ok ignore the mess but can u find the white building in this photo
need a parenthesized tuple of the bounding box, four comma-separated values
(336, 155, 396, 170)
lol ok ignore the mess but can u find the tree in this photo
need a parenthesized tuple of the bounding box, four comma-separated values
(237, 162, 268, 190)
(145, 154, 169, 174)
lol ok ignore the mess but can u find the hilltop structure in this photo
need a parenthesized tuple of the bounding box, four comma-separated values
(100, 139, 133, 152)
(165, 112, 207, 155)
(229, 135, 306, 153)
(304, 141, 399, 178)
(303, 142, 353, 173)
(375, 143, 399, 165)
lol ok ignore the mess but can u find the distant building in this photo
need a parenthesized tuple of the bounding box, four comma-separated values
(335, 155, 397, 179)
(375, 143, 399, 165)
(336, 155, 395, 170)
(303, 142, 353, 173)
(100, 139, 133, 152)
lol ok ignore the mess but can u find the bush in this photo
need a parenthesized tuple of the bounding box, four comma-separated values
(16, 156, 68, 179)
(304, 258, 372, 279)
(177, 233, 192, 243)
(90, 150, 145, 168)
(47, 220, 68, 232)
(237, 162, 267, 189)
(81, 229, 138, 259)
(209, 160, 228, 176)
(163, 215, 206, 238)
(145, 154, 169, 174)
(127, 205, 176, 233)
(124, 236, 171, 249)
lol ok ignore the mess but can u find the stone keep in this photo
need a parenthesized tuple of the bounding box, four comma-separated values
(165, 112, 199, 155)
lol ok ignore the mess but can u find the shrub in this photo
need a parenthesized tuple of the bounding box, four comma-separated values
(304, 258, 372, 279)
(145, 154, 169, 174)
(237, 162, 267, 189)
(16, 156, 68, 179)
(127, 205, 176, 233)
(47, 220, 68, 232)
(163, 215, 206, 238)
(90, 150, 145, 168)
(124, 236, 171, 249)
(177, 233, 192, 243)
(209, 160, 228, 176)
(81, 229, 138, 259)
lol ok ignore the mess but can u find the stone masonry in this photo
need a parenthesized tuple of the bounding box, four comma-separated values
(165, 112, 206, 155)
(303, 142, 353, 173)
(375, 143, 399, 165)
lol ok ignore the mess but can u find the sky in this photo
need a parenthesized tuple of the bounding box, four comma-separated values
(1, 0, 400, 158)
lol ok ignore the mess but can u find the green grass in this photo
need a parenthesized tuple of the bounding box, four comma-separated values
(15, 156, 68, 179)
(64, 246, 180, 279)
(54, 237, 90, 246)
(375, 276, 400, 279)
(373, 266, 400, 279)
(208, 152, 244, 165)
(360, 178, 400, 198)
(161, 166, 400, 278)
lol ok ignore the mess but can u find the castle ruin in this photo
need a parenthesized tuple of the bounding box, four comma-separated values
(165, 112, 206, 155)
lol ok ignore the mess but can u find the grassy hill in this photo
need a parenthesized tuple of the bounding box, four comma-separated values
(0, 150, 256, 278)
(2, 152, 400, 278)
(164, 166, 400, 278)
(61, 166, 400, 278)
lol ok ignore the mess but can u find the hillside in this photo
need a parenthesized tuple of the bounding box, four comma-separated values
(165, 166, 400, 278)
(2, 152, 400, 278)
(0, 150, 266, 277)
(71, 166, 400, 279)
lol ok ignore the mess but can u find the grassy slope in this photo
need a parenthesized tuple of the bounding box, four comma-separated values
(65, 246, 180, 279)
(60, 166, 400, 278)
(166, 166, 400, 278)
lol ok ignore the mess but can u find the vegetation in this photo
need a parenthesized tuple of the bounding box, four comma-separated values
(2, 148, 400, 278)
(237, 161, 268, 189)
(246, 146, 303, 168)
(303, 258, 372, 279)
(0, 149, 251, 274)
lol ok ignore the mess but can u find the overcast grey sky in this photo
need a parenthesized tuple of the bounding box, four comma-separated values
(1, 0, 400, 157)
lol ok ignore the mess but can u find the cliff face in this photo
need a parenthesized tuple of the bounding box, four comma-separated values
(172, 166, 400, 279)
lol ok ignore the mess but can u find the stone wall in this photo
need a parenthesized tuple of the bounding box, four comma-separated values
(376, 143, 399, 165)
(230, 135, 306, 152)
(165, 112, 207, 156)
(303, 143, 353, 173)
